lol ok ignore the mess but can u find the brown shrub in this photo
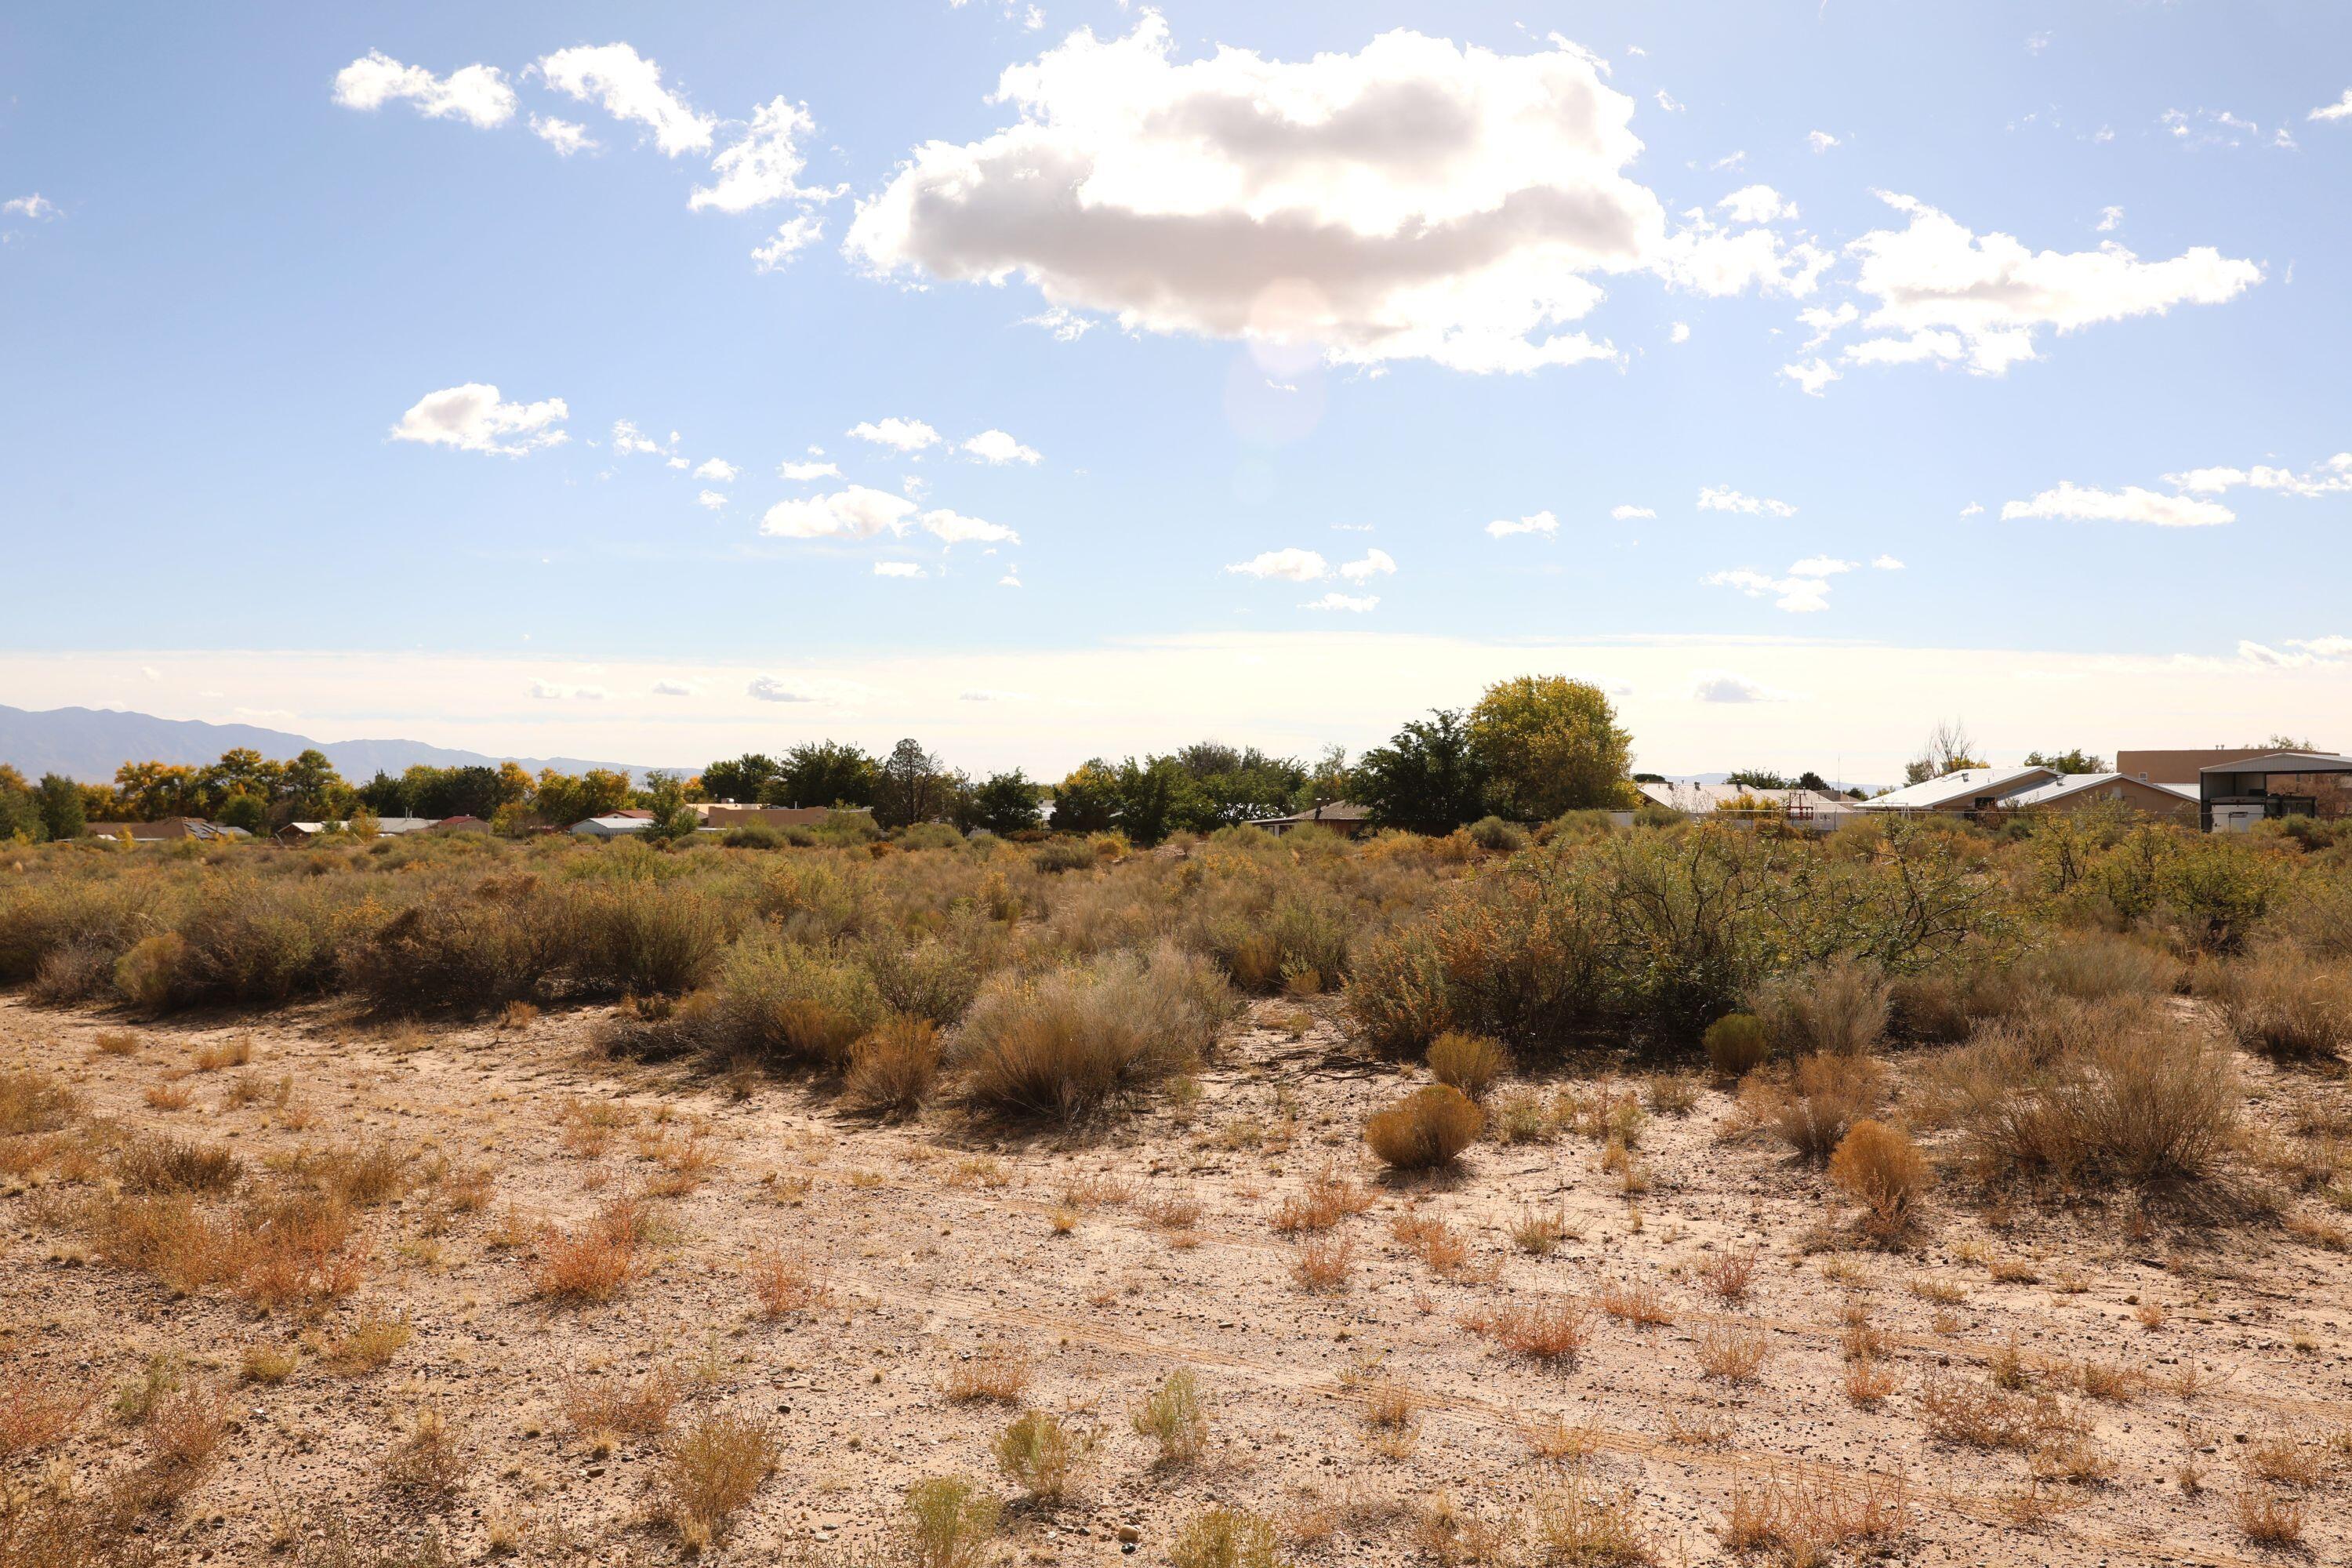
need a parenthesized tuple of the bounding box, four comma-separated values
(560, 1367, 679, 1441)
(1425, 1031, 1509, 1099)
(1270, 1165, 1371, 1233)
(0, 1370, 87, 1461)
(314, 1313, 412, 1374)
(2234, 1489, 2307, 1546)
(1530, 1482, 1654, 1566)
(1290, 1236, 1354, 1294)
(1828, 1120, 1933, 1236)
(746, 1246, 831, 1319)
(1467, 1296, 1596, 1367)
(1722, 1468, 1908, 1563)
(530, 1198, 643, 1305)
(112, 1135, 242, 1196)
(0, 1069, 77, 1136)
(844, 1015, 942, 1115)
(1363, 1085, 1483, 1171)
(381, 1408, 469, 1501)
(1748, 957, 1890, 1058)
(658, 1411, 779, 1549)
(993, 1408, 1091, 1503)
(944, 1348, 1032, 1404)
(1694, 1323, 1772, 1384)
(1745, 1054, 1884, 1162)
(2206, 947, 2352, 1061)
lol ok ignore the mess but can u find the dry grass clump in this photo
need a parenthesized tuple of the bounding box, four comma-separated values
(2023, 932, 2183, 1002)
(1465, 1296, 1597, 1367)
(1169, 1504, 1285, 1568)
(1915, 1370, 2079, 1451)
(238, 1191, 366, 1311)
(1828, 1120, 1932, 1238)
(1392, 1214, 1480, 1279)
(2233, 1488, 2307, 1546)
(1748, 957, 1890, 1058)
(1531, 1481, 1655, 1566)
(1290, 1236, 1354, 1294)
(745, 1245, 831, 1319)
(314, 1312, 412, 1374)
(902, 1475, 1004, 1568)
(1426, 1031, 1509, 1099)
(657, 1410, 779, 1549)
(1744, 1054, 1885, 1162)
(1926, 997, 2241, 1186)
(560, 1367, 680, 1443)
(1698, 1247, 1759, 1301)
(382, 1407, 469, 1501)
(1595, 1277, 1674, 1326)
(1694, 1322, 1773, 1384)
(1271, 1164, 1372, 1232)
(1132, 1369, 1209, 1465)
(844, 1014, 942, 1114)
(528, 1197, 643, 1305)
(954, 944, 1233, 1120)
(2205, 947, 2352, 1061)
(1511, 1204, 1575, 1256)
(1722, 1469, 1909, 1563)
(993, 1408, 1091, 1502)
(1363, 1084, 1483, 1172)
(0, 1069, 79, 1139)
(945, 1348, 1033, 1404)
(0, 1370, 87, 1461)
(112, 1134, 243, 1195)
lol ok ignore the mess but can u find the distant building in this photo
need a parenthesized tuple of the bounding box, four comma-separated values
(273, 816, 435, 844)
(2198, 751, 2352, 831)
(1635, 782, 1858, 829)
(2001, 773, 2198, 822)
(1852, 765, 2059, 817)
(85, 818, 250, 843)
(430, 815, 491, 833)
(698, 805, 862, 830)
(2114, 748, 2295, 789)
(570, 814, 656, 838)
(1254, 802, 1374, 838)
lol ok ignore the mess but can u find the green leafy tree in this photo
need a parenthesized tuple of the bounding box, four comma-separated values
(772, 741, 879, 809)
(357, 769, 409, 815)
(1354, 710, 1486, 829)
(1171, 741, 1305, 828)
(34, 773, 85, 840)
(1050, 761, 1120, 834)
(968, 770, 1044, 835)
(278, 750, 353, 821)
(699, 753, 779, 804)
(1467, 676, 1633, 820)
(0, 767, 40, 841)
(1726, 768, 1790, 790)
(2023, 748, 2108, 775)
(1111, 755, 1198, 844)
(875, 739, 946, 829)
(214, 791, 269, 834)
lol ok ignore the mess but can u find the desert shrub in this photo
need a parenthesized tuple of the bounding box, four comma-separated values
(1886, 962, 2026, 1044)
(154, 880, 345, 1008)
(1182, 881, 1352, 994)
(1363, 1084, 1483, 1171)
(0, 1069, 77, 1136)
(560, 881, 728, 996)
(720, 823, 786, 849)
(28, 938, 120, 1004)
(955, 944, 1233, 1120)
(530, 1198, 643, 1305)
(1703, 1014, 1769, 1080)
(2267, 867, 2352, 960)
(0, 876, 157, 986)
(1927, 1000, 2240, 1185)
(902, 1476, 1003, 1568)
(855, 927, 1001, 1025)
(1030, 838, 1098, 875)
(1744, 1054, 1884, 1162)
(992, 1409, 1089, 1502)
(113, 1135, 242, 1194)
(1342, 927, 1451, 1058)
(113, 932, 187, 1011)
(1747, 957, 1889, 1058)
(343, 893, 561, 1015)
(1426, 1031, 1508, 1098)
(1467, 815, 1530, 853)
(2203, 947, 2352, 1061)
(697, 937, 885, 1068)
(1828, 1120, 1931, 1236)
(898, 822, 967, 851)
(843, 1015, 942, 1114)
(1132, 1369, 1209, 1465)
(1168, 1506, 1283, 1568)
(2020, 933, 2183, 1002)
(658, 1411, 779, 1549)
(2155, 837, 2284, 952)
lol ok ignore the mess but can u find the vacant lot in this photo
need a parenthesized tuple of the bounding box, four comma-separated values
(2, 817, 2350, 1564)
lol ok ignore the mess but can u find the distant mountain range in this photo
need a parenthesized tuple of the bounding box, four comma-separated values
(0, 704, 663, 786)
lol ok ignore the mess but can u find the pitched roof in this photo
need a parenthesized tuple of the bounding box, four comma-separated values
(1853, 764, 2055, 811)
(2003, 773, 2198, 807)
(1636, 782, 1857, 815)
(1257, 801, 1373, 824)
(2198, 750, 2352, 774)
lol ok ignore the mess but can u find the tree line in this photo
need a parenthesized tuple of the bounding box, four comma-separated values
(1, 675, 1644, 844)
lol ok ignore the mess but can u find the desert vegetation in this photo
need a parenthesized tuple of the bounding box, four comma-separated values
(2, 785, 2350, 1563)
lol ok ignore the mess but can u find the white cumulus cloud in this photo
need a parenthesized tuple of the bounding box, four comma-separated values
(1301, 592, 1379, 612)
(1704, 566, 1833, 613)
(691, 96, 835, 212)
(333, 52, 516, 129)
(961, 429, 1042, 465)
(752, 215, 826, 272)
(696, 490, 728, 510)
(2000, 481, 2234, 528)
(1691, 672, 1788, 703)
(777, 459, 840, 481)
(3, 194, 60, 220)
(695, 459, 739, 481)
(1339, 548, 1396, 582)
(1226, 548, 1328, 582)
(390, 383, 568, 456)
(1610, 505, 1655, 521)
(1697, 486, 1795, 517)
(1486, 511, 1559, 539)
(921, 509, 1021, 546)
(1872, 554, 1905, 570)
(850, 416, 941, 452)
(1719, 185, 1797, 225)
(760, 485, 920, 539)
(2312, 89, 2352, 123)
(874, 561, 927, 579)
(1844, 192, 2260, 375)
(1807, 130, 1841, 154)
(1780, 358, 1839, 396)
(536, 43, 714, 156)
(531, 115, 596, 156)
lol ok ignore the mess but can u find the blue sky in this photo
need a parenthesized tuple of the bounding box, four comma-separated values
(3, 2, 2348, 780)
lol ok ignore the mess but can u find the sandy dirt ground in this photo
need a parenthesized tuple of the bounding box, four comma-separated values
(2, 992, 2347, 1566)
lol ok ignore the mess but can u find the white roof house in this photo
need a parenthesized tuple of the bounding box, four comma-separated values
(2003, 774, 2197, 808)
(1853, 764, 2058, 814)
(570, 814, 656, 838)
(1635, 782, 1859, 825)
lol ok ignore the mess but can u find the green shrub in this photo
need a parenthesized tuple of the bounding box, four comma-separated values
(720, 822, 786, 849)
(1169, 1505, 1283, 1568)
(1703, 1013, 1769, 1079)
(991, 1409, 1089, 1502)
(1030, 838, 1097, 875)
(343, 891, 560, 1015)
(561, 882, 728, 997)
(898, 822, 967, 851)
(902, 1475, 1002, 1568)
(699, 938, 885, 1068)
(1341, 928, 1450, 1057)
(1466, 815, 1530, 852)
(1363, 1084, 1483, 1171)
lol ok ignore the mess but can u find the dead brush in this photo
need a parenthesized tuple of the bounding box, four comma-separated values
(1363, 1084, 1483, 1172)
(382, 1407, 469, 1501)
(238, 1191, 366, 1312)
(1530, 1480, 1653, 1566)
(1465, 1295, 1597, 1367)
(1694, 1322, 1773, 1385)
(0, 1069, 78, 1136)
(140, 1379, 228, 1500)
(2067, 1358, 2143, 1404)
(190, 1036, 254, 1072)
(1523, 1409, 1606, 1465)
(1135, 1186, 1203, 1232)
(746, 1245, 832, 1319)
(2241, 1435, 2322, 1488)
(1056, 1172, 1130, 1210)
(1392, 1214, 1479, 1279)
(1845, 1356, 1900, 1409)
(1722, 1467, 1909, 1563)
(1511, 1204, 1576, 1256)
(112, 1134, 243, 1195)
(1744, 1054, 1885, 1163)
(1290, 1235, 1354, 1294)
(528, 1196, 644, 1305)
(0, 1370, 89, 1461)
(1698, 1247, 1759, 1302)
(1271, 1165, 1371, 1233)
(1425, 1031, 1509, 1100)
(844, 1015, 942, 1116)
(561, 1367, 681, 1445)
(1827, 1120, 1932, 1240)
(1595, 1277, 1674, 1326)
(2233, 1488, 2307, 1547)
(312, 1312, 412, 1374)
(1916, 1370, 2078, 1451)
(658, 1410, 779, 1550)
(944, 1347, 1032, 1404)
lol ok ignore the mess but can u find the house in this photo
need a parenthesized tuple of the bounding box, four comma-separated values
(1254, 801, 1374, 838)
(2198, 751, 2352, 831)
(273, 815, 436, 844)
(1853, 764, 2059, 817)
(430, 815, 491, 833)
(2000, 773, 2198, 822)
(1635, 782, 1859, 830)
(570, 813, 656, 838)
(697, 804, 861, 830)
(2114, 748, 2294, 790)
(84, 817, 250, 844)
